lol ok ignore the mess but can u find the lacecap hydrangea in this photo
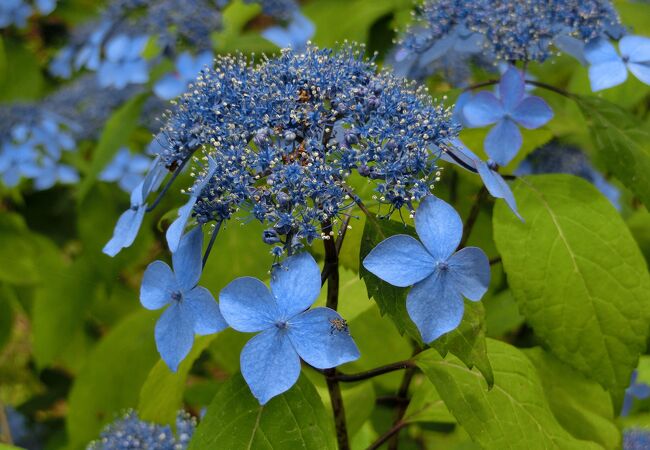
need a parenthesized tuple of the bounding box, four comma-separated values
(108, 44, 461, 256)
(86, 410, 195, 450)
(391, 0, 623, 82)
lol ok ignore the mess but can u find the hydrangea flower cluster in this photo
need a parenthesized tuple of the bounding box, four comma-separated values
(624, 429, 650, 450)
(0, 105, 78, 189)
(392, 0, 622, 81)
(137, 44, 459, 256)
(515, 142, 621, 209)
(49, 0, 223, 85)
(100, 147, 152, 193)
(0, 0, 55, 29)
(87, 410, 196, 450)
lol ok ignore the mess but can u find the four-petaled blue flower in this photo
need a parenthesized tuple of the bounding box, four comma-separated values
(97, 34, 149, 89)
(585, 36, 650, 92)
(140, 227, 227, 371)
(154, 51, 213, 100)
(461, 66, 553, 166)
(363, 196, 490, 343)
(219, 252, 360, 404)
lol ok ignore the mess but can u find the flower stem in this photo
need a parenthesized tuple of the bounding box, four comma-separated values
(459, 186, 487, 248)
(321, 220, 349, 450)
(387, 352, 419, 450)
(202, 220, 222, 269)
(366, 421, 408, 450)
(145, 156, 191, 213)
(327, 360, 416, 382)
(0, 402, 13, 445)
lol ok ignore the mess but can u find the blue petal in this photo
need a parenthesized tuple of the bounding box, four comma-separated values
(102, 205, 145, 256)
(584, 38, 621, 65)
(621, 393, 634, 416)
(498, 66, 525, 112)
(448, 247, 490, 301)
(512, 96, 553, 129)
(462, 91, 504, 127)
(476, 162, 521, 219)
(415, 196, 462, 261)
(619, 36, 650, 63)
(484, 118, 522, 166)
(452, 92, 473, 127)
(240, 328, 300, 405)
(288, 307, 360, 369)
(140, 261, 176, 310)
(270, 252, 321, 318)
(142, 156, 166, 198)
(363, 235, 435, 287)
(183, 286, 228, 335)
(166, 198, 197, 252)
(588, 62, 627, 92)
(154, 75, 185, 100)
(406, 271, 464, 343)
(554, 34, 587, 65)
(219, 277, 279, 332)
(155, 302, 195, 372)
(419, 34, 456, 65)
(172, 227, 203, 291)
(628, 62, 650, 86)
(105, 34, 130, 62)
(630, 383, 650, 399)
(262, 26, 295, 49)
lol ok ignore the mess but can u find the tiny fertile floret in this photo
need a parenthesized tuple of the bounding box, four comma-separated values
(154, 44, 458, 254)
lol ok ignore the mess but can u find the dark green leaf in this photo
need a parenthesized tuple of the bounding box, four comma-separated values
(416, 339, 603, 450)
(577, 95, 650, 209)
(188, 373, 336, 450)
(493, 174, 650, 409)
(403, 377, 455, 425)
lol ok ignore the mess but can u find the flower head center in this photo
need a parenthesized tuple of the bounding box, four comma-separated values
(437, 261, 449, 272)
(275, 320, 288, 330)
(171, 291, 183, 302)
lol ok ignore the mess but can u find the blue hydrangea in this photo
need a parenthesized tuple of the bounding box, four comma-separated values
(50, 0, 222, 81)
(585, 36, 650, 91)
(363, 196, 490, 343)
(140, 227, 227, 371)
(624, 429, 650, 450)
(395, 0, 622, 67)
(261, 10, 314, 51)
(87, 410, 196, 450)
(154, 51, 213, 100)
(100, 147, 153, 193)
(515, 142, 621, 209)
(137, 44, 458, 257)
(219, 252, 360, 404)
(246, 0, 299, 21)
(6, 406, 46, 450)
(103, 182, 149, 256)
(0, 106, 79, 190)
(460, 66, 553, 166)
(97, 34, 150, 89)
(0, 0, 56, 29)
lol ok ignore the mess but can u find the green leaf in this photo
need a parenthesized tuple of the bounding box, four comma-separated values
(78, 93, 148, 201)
(66, 310, 159, 449)
(403, 377, 455, 425)
(32, 256, 98, 369)
(0, 444, 26, 450)
(0, 284, 15, 351)
(483, 289, 525, 338)
(0, 39, 43, 101)
(577, 95, 650, 209)
(524, 348, 620, 450)
(188, 373, 336, 450)
(416, 339, 603, 450)
(493, 174, 650, 408)
(358, 214, 420, 340)
(139, 335, 216, 426)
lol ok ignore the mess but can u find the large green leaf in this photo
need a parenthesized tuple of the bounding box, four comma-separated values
(416, 339, 603, 450)
(524, 348, 620, 450)
(577, 96, 650, 209)
(0, 39, 43, 101)
(403, 377, 455, 425)
(139, 335, 216, 426)
(493, 174, 650, 408)
(66, 310, 159, 449)
(78, 93, 148, 201)
(188, 373, 336, 450)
